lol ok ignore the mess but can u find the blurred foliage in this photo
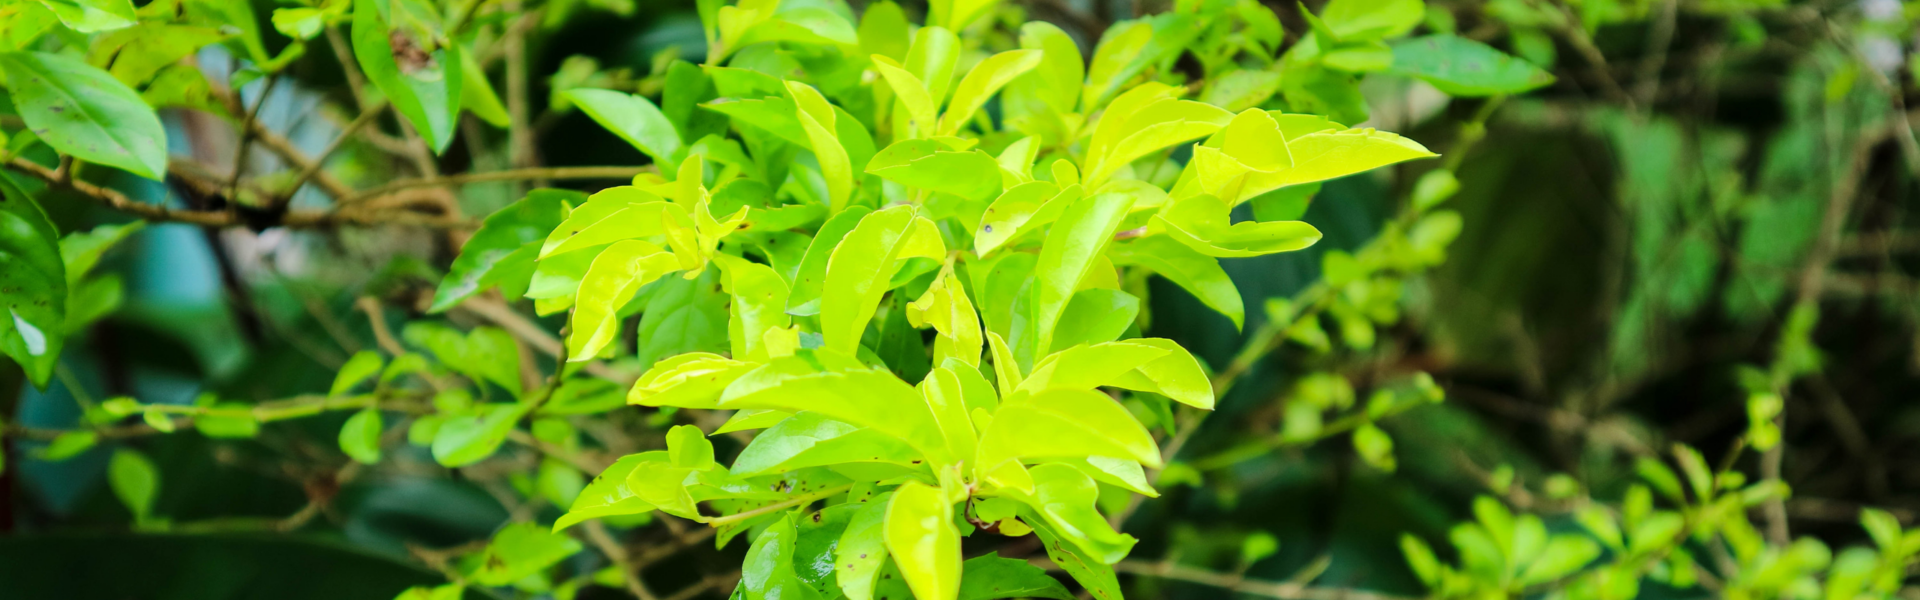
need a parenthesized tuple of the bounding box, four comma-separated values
(1, 0, 1919, 598)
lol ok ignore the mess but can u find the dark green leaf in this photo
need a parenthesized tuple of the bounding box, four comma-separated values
(1389, 35, 1555, 97)
(0, 51, 166, 179)
(0, 172, 65, 386)
(958, 552, 1073, 600)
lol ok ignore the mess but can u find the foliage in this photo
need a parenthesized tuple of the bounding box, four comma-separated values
(2, 0, 1918, 598)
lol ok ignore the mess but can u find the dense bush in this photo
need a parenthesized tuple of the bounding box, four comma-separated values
(2, 0, 1917, 598)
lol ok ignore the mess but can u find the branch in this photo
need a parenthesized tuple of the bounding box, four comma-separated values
(1104, 560, 1419, 600)
(344, 166, 654, 204)
(6, 157, 477, 229)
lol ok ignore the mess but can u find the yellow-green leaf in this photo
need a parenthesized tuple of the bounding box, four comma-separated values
(975, 388, 1160, 475)
(1005, 463, 1136, 563)
(885, 482, 961, 600)
(566, 240, 680, 361)
(938, 49, 1042, 136)
(820, 206, 942, 355)
(339, 407, 383, 464)
(1155, 194, 1322, 258)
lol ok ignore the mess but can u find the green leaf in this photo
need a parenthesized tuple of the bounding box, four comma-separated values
(1518, 535, 1601, 585)
(737, 7, 858, 48)
(351, 0, 463, 153)
(1238, 126, 1435, 198)
(459, 41, 510, 127)
(555, 452, 663, 531)
(271, 7, 332, 40)
(0, 52, 166, 179)
(1861, 508, 1902, 550)
(1351, 423, 1394, 471)
(41, 430, 97, 460)
(1105, 338, 1212, 409)
(786, 80, 854, 213)
(330, 351, 384, 397)
(872, 56, 938, 139)
(1028, 191, 1135, 364)
(1084, 85, 1232, 185)
(716, 408, 793, 433)
(566, 88, 684, 169)
(741, 514, 816, 600)
(957, 553, 1073, 600)
(58, 221, 142, 285)
(403, 323, 524, 396)
(1201, 70, 1282, 113)
(1400, 534, 1442, 587)
(791, 504, 861, 597)
(1156, 194, 1322, 257)
(1026, 508, 1123, 600)
(703, 96, 809, 147)
(820, 206, 943, 355)
(469, 522, 584, 585)
(0, 172, 65, 386)
(629, 352, 755, 409)
(635, 267, 733, 366)
(1017, 22, 1082, 116)
(393, 584, 465, 600)
(837, 495, 894, 600)
(730, 412, 922, 477)
(1081, 21, 1152, 111)
(1108, 235, 1242, 329)
(1006, 463, 1135, 563)
(858, 1, 911, 61)
(541, 378, 628, 415)
(1389, 35, 1555, 97)
(565, 240, 680, 360)
(971, 253, 1036, 341)
(866, 140, 1004, 202)
(662, 424, 714, 470)
(85, 24, 229, 87)
(939, 49, 1042, 136)
(974, 182, 1080, 256)
(31, 0, 133, 32)
(195, 404, 260, 438)
(885, 482, 961, 600)
(786, 206, 870, 316)
(1320, 0, 1422, 41)
(430, 403, 522, 467)
(1052, 455, 1157, 497)
(339, 408, 384, 464)
(108, 448, 158, 521)
(62, 274, 121, 334)
(721, 354, 950, 463)
(976, 388, 1160, 474)
(540, 195, 675, 260)
(713, 255, 792, 362)
(903, 26, 962, 107)
(1049, 289, 1139, 352)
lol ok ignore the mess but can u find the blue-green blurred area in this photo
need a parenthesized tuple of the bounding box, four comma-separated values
(4, 0, 1920, 598)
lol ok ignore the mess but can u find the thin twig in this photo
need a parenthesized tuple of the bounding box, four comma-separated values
(345, 166, 653, 204)
(1100, 560, 1418, 600)
(283, 102, 387, 202)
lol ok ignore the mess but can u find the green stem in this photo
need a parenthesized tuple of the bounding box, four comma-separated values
(703, 484, 854, 527)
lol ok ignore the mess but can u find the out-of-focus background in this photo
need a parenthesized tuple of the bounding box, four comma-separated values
(3, 0, 1918, 598)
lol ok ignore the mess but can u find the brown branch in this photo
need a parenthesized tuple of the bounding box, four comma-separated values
(583, 520, 660, 600)
(1099, 560, 1419, 600)
(7, 157, 475, 229)
(283, 102, 387, 202)
(345, 166, 654, 204)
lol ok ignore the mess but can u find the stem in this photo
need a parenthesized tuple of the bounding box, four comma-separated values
(344, 166, 653, 204)
(703, 484, 853, 527)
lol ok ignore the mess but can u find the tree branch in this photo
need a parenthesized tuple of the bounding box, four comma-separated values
(1102, 560, 1419, 600)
